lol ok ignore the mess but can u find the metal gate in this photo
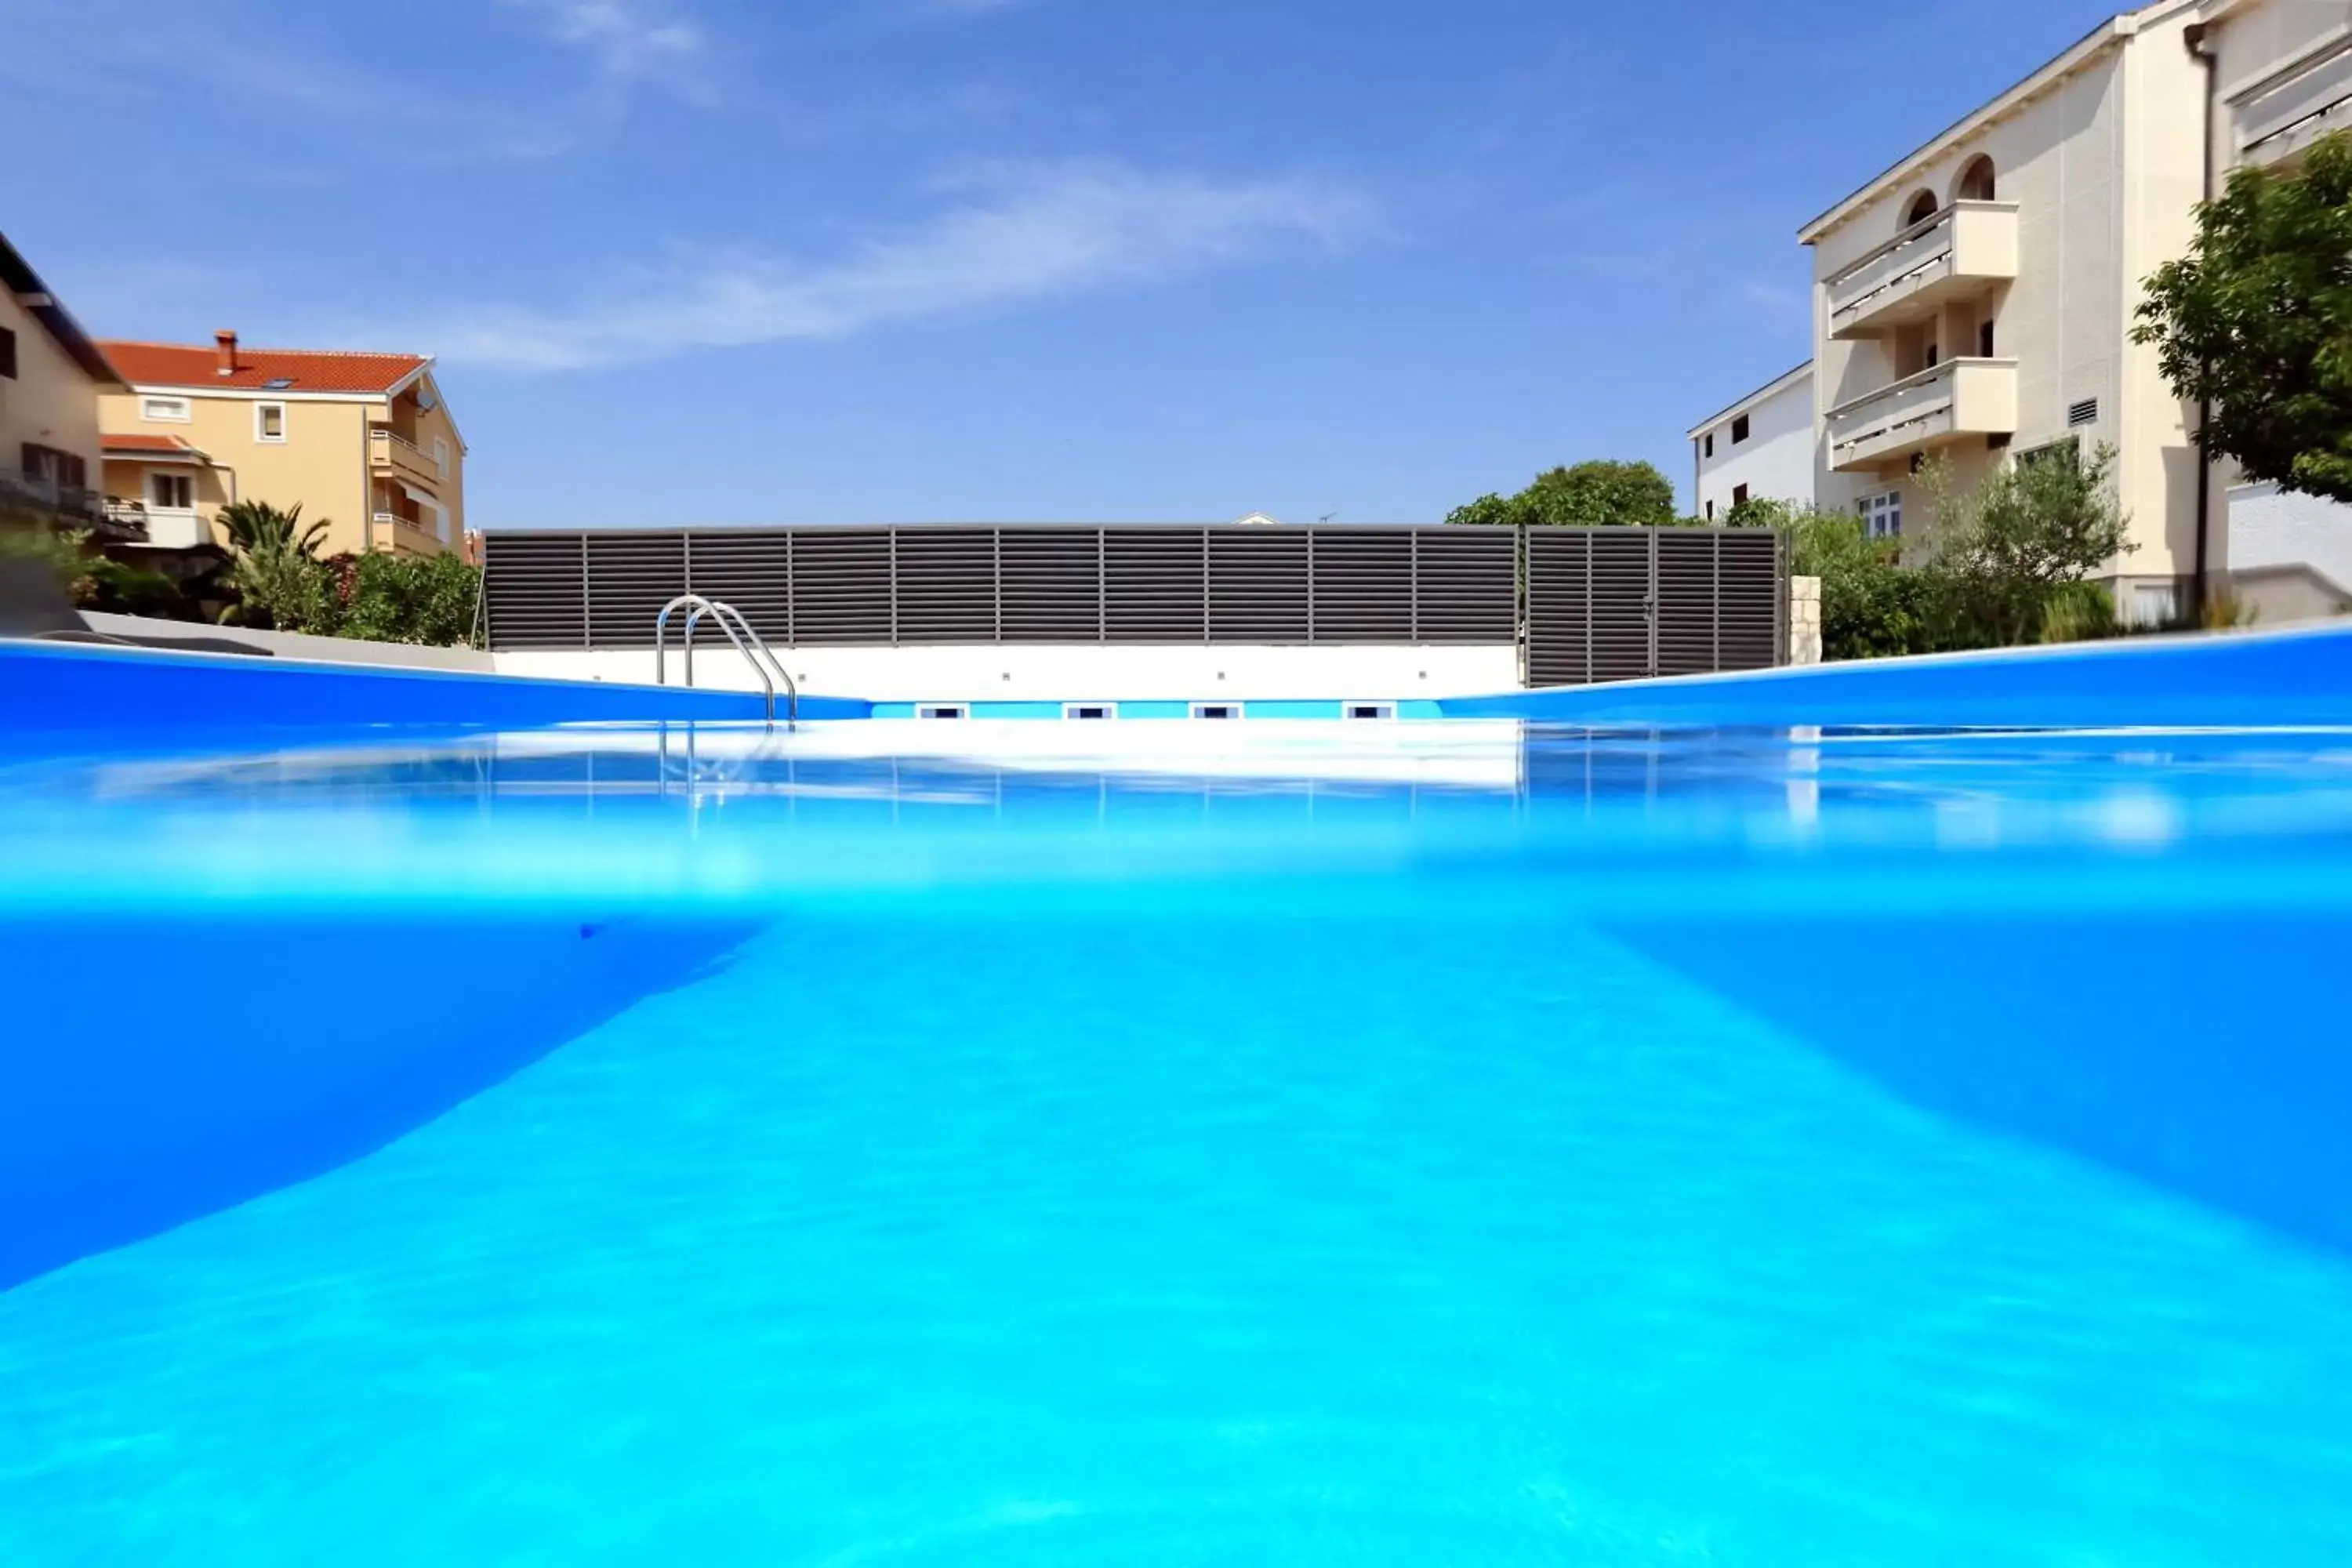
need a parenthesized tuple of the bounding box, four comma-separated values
(1523, 526, 1784, 687)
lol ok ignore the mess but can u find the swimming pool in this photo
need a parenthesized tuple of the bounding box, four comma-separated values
(5, 641, 2352, 1562)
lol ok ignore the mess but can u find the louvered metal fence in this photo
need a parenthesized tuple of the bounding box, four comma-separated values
(481, 523, 1783, 686)
(482, 525, 1517, 651)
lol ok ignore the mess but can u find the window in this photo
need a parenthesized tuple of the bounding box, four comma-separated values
(2020, 437, 2082, 471)
(149, 472, 194, 510)
(1979, 320, 1996, 358)
(1063, 702, 1113, 720)
(141, 396, 191, 423)
(1733, 483, 1750, 508)
(1704, 499, 1715, 521)
(1703, 432, 1715, 459)
(433, 436, 451, 479)
(1858, 490, 1903, 539)
(1904, 190, 1940, 227)
(1731, 414, 1751, 445)
(255, 401, 287, 442)
(20, 444, 87, 488)
(2068, 397, 2100, 428)
(0, 327, 16, 379)
(1191, 702, 1241, 720)
(1345, 702, 1397, 721)
(1924, 341, 1940, 369)
(916, 704, 968, 720)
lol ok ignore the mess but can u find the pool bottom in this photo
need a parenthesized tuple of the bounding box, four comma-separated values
(4, 902, 2349, 1565)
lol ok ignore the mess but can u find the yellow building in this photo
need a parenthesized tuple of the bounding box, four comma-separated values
(96, 332, 466, 557)
(2, 231, 128, 532)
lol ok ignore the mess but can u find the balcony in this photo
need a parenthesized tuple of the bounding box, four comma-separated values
(1827, 358, 2017, 473)
(2236, 38, 2352, 167)
(368, 427, 441, 492)
(1, 474, 116, 533)
(1825, 201, 2019, 340)
(372, 512, 448, 555)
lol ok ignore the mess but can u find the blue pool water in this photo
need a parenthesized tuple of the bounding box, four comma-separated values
(5, 720, 2352, 1563)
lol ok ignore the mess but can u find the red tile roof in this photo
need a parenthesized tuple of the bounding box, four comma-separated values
(102, 433, 209, 459)
(96, 339, 430, 395)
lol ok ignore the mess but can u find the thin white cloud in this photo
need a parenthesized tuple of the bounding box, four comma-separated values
(502, 0, 705, 82)
(413, 162, 1376, 372)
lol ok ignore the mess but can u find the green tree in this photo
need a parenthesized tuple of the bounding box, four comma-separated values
(1446, 459, 1679, 528)
(2135, 129, 2352, 500)
(216, 500, 339, 633)
(335, 550, 483, 647)
(1917, 443, 2133, 646)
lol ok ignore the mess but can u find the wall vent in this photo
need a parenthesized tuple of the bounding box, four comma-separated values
(2067, 397, 2100, 428)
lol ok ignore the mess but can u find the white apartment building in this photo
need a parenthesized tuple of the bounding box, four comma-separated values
(1801, 0, 2215, 627)
(1688, 362, 1813, 522)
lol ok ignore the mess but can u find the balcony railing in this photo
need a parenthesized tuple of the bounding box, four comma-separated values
(1, 474, 125, 535)
(1826, 358, 2018, 473)
(368, 427, 441, 492)
(1825, 201, 2019, 339)
(372, 512, 448, 554)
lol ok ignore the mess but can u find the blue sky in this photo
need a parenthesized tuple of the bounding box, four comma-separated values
(5, 0, 2127, 525)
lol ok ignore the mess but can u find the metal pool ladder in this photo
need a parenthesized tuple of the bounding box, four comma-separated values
(655, 594, 799, 728)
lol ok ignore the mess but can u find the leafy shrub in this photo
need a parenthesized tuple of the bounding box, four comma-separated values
(332, 550, 481, 646)
(2037, 581, 2120, 644)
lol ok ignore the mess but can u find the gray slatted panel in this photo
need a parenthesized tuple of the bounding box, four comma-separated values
(789, 529, 893, 644)
(1104, 527, 1206, 642)
(1525, 529, 1591, 687)
(1208, 528, 1309, 641)
(1308, 529, 1414, 641)
(1590, 528, 1653, 683)
(998, 528, 1103, 641)
(483, 532, 589, 649)
(1716, 528, 1782, 671)
(893, 528, 998, 643)
(1653, 529, 1719, 677)
(585, 532, 688, 648)
(683, 530, 793, 643)
(1411, 526, 1517, 643)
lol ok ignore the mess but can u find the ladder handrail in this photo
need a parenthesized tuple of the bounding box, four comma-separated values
(654, 593, 799, 728)
(689, 601, 800, 728)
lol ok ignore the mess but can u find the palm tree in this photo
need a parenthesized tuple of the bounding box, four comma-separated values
(216, 499, 330, 562)
(216, 500, 336, 632)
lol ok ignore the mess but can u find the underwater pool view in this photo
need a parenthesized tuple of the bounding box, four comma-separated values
(4, 720, 2351, 1564)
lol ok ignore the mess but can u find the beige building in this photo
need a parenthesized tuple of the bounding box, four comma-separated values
(1, 231, 127, 532)
(96, 332, 465, 557)
(1801, 0, 2216, 626)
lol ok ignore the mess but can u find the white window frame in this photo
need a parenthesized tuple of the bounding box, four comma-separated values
(141, 396, 191, 423)
(148, 471, 194, 511)
(1859, 490, 1903, 540)
(254, 401, 289, 443)
(432, 435, 451, 479)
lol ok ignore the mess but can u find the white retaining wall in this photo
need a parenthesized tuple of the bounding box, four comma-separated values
(492, 643, 1521, 702)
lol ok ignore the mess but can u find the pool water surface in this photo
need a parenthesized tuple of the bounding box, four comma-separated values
(3, 721, 2350, 1564)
